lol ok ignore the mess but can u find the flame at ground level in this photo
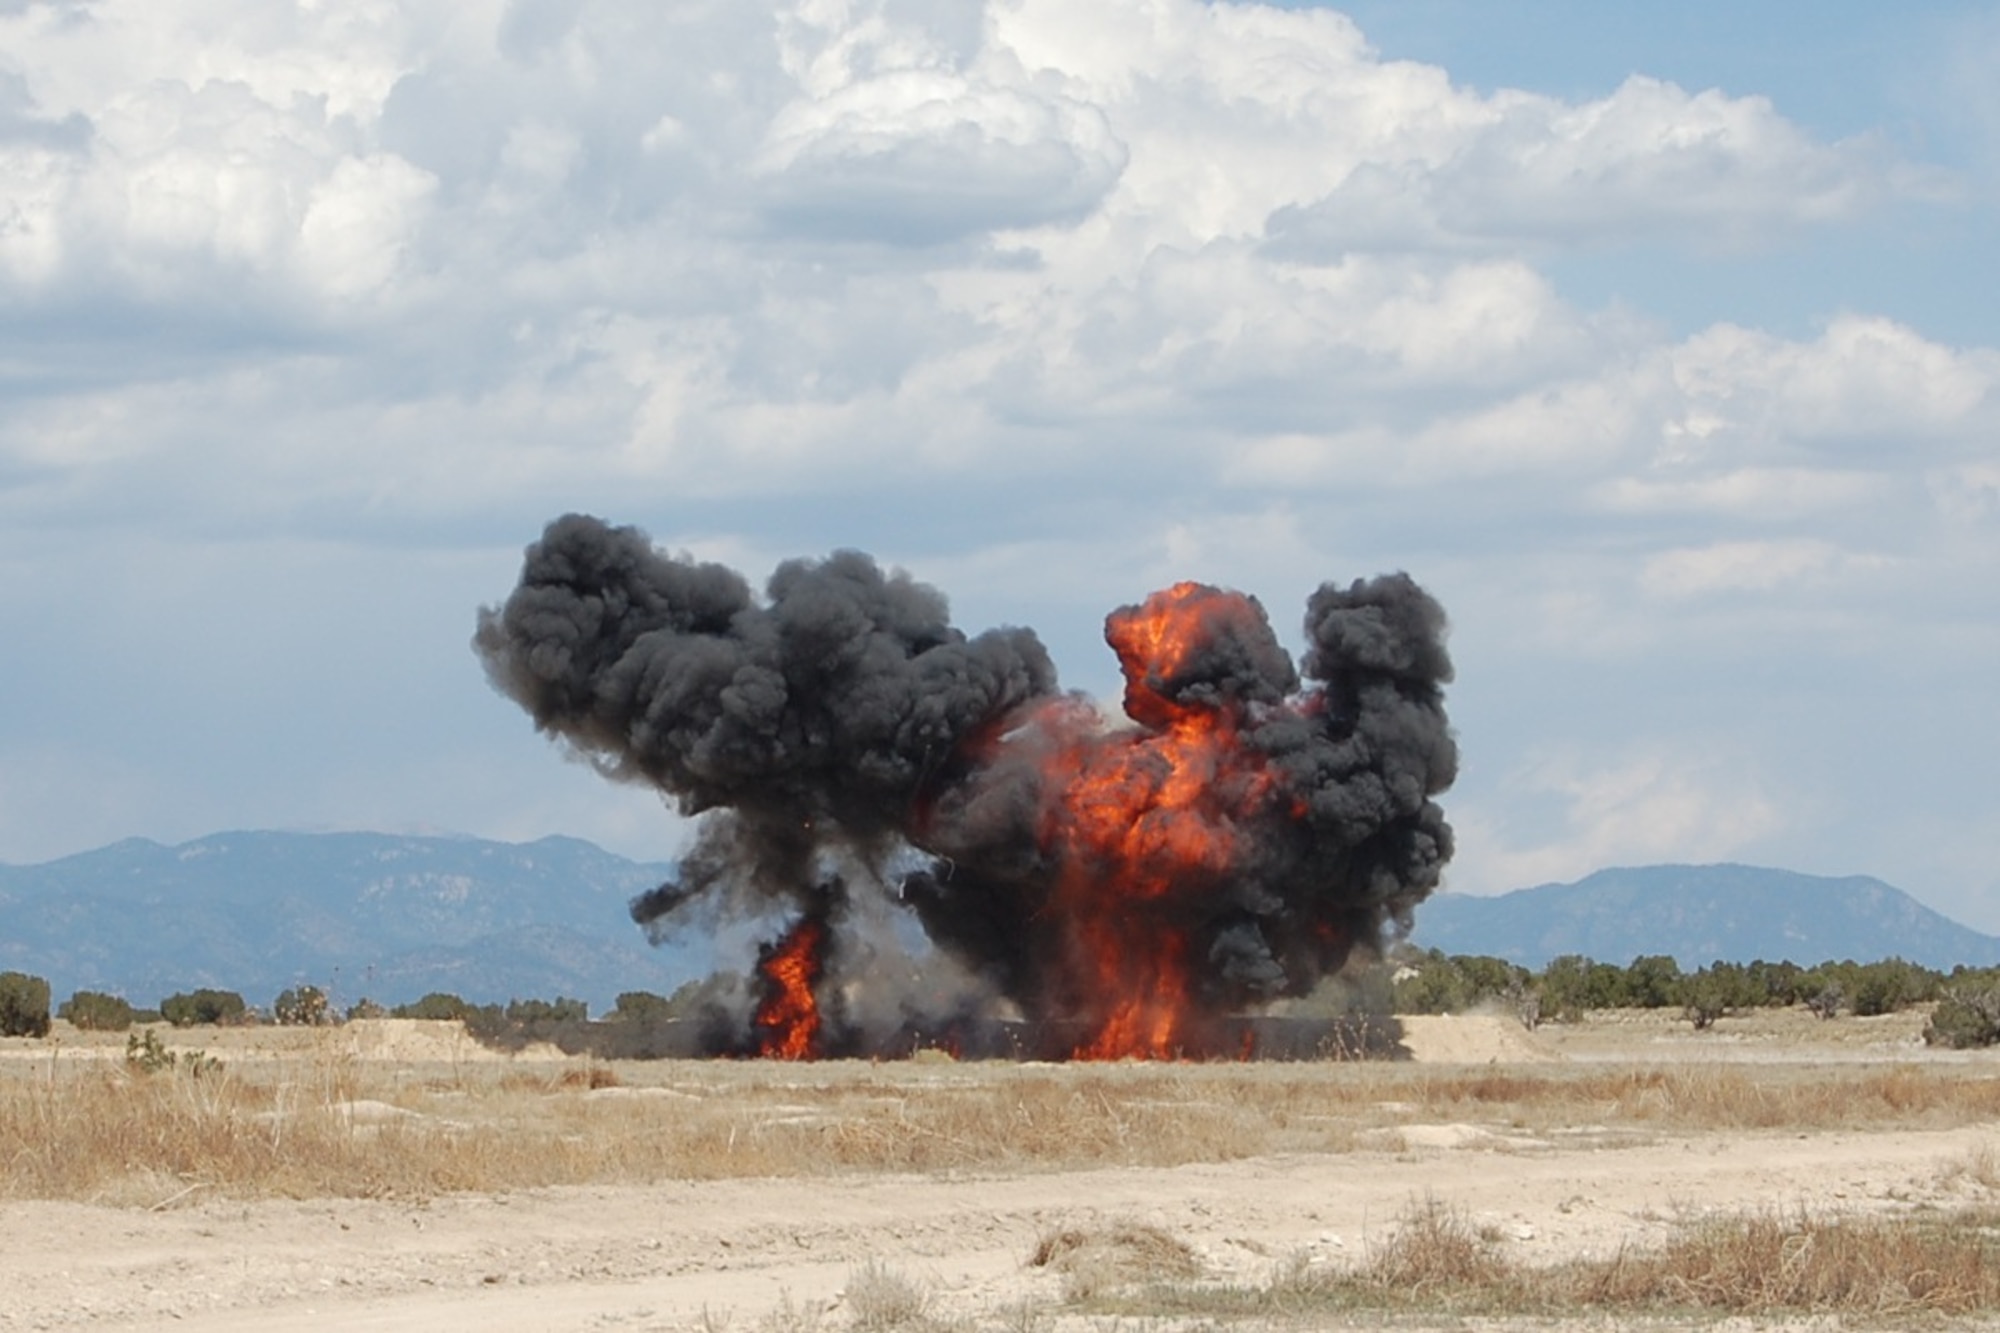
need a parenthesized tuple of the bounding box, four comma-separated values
(1069, 926, 1193, 1060)
(1030, 585, 1298, 1058)
(524, 1013, 1409, 1063)
(754, 916, 826, 1060)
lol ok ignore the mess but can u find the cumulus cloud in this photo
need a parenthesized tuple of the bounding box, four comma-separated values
(296, 154, 438, 300)
(3, 0, 1986, 546)
(0, 2, 421, 303)
(1666, 317, 1997, 447)
(1267, 76, 1904, 259)
(0, 3, 1984, 655)
(1452, 745, 1787, 896)
(753, 40, 1128, 245)
(0, 0, 1994, 924)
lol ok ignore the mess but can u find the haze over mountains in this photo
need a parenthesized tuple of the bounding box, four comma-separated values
(0, 832, 687, 1014)
(4, 834, 1997, 1013)
(1409, 865, 2000, 972)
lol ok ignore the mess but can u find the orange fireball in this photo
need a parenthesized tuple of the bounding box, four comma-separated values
(754, 916, 826, 1060)
(1034, 584, 1293, 1059)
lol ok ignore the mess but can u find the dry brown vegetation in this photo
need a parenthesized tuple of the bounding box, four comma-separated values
(5, 1022, 2000, 1207)
(1030, 1220, 1204, 1303)
(1072, 1198, 2000, 1322)
(5, 1015, 2000, 1328)
(1400, 1061, 2000, 1130)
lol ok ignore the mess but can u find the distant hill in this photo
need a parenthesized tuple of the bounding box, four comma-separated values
(9, 840, 1994, 1016)
(1409, 864, 2000, 971)
(0, 831, 690, 1013)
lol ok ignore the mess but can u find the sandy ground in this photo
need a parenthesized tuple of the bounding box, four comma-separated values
(2, 1014, 1996, 1331)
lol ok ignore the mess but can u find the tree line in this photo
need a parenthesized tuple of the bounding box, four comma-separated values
(1382, 949, 2000, 1048)
(4, 959, 1998, 1048)
(0, 972, 705, 1040)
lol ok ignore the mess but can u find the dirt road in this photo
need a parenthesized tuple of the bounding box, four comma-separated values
(4, 1120, 1994, 1331)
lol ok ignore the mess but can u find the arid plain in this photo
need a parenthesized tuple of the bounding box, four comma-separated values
(3, 1008, 1998, 1332)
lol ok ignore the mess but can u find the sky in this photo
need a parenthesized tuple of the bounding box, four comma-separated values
(3, 0, 1997, 931)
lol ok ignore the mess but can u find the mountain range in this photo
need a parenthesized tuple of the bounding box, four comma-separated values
(5, 834, 1998, 1014)
(1409, 864, 2000, 971)
(0, 831, 687, 1014)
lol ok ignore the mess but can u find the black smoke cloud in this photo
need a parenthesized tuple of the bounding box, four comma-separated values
(475, 513, 1456, 1054)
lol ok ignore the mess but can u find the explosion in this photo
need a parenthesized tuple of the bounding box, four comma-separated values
(476, 514, 1457, 1060)
(754, 916, 826, 1060)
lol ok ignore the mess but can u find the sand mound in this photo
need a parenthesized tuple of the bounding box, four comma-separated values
(1398, 1013, 1560, 1063)
(340, 1019, 506, 1063)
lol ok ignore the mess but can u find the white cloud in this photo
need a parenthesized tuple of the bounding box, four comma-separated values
(754, 73, 1126, 243)
(1267, 75, 1903, 258)
(0, 143, 70, 284)
(1452, 745, 1787, 895)
(0, 0, 1993, 926)
(1594, 468, 1879, 518)
(1637, 538, 1892, 601)
(1449, 78, 1887, 241)
(297, 153, 438, 300)
(753, 2, 1127, 242)
(2, 0, 1986, 567)
(1667, 316, 1996, 450)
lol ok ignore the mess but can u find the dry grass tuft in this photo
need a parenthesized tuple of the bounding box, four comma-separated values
(1939, 1142, 2000, 1194)
(843, 1261, 933, 1331)
(1359, 1196, 1506, 1294)
(1409, 1063, 2000, 1133)
(752, 1291, 827, 1333)
(536, 1063, 620, 1092)
(0, 1053, 1340, 1202)
(1143, 1200, 2000, 1321)
(1563, 1207, 2000, 1316)
(9, 1031, 2000, 1203)
(1030, 1219, 1203, 1302)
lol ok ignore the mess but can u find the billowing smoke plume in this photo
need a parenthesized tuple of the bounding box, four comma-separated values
(475, 514, 1456, 1058)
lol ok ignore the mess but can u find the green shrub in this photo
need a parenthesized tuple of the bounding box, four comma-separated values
(462, 1003, 508, 1039)
(1452, 954, 1531, 1003)
(58, 990, 136, 1031)
(0, 971, 52, 1038)
(1792, 959, 1941, 1018)
(1804, 982, 1845, 1019)
(504, 996, 587, 1024)
(1623, 955, 1683, 1008)
(1537, 955, 1622, 1022)
(273, 985, 331, 1026)
(1391, 950, 1470, 1015)
(1847, 957, 1938, 1016)
(610, 990, 672, 1023)
(391, 991, 475, 1021)
(1679, 968, 1733, 1030)
(1925, 981, 2000, 1049)
(158, 988, 247, 1027)
(124, 1028, 221, 1076)
(1743, 959, 1806, 1006)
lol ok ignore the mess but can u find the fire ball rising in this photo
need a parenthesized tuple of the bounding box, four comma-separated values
(475, 514, 1457, 1060)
